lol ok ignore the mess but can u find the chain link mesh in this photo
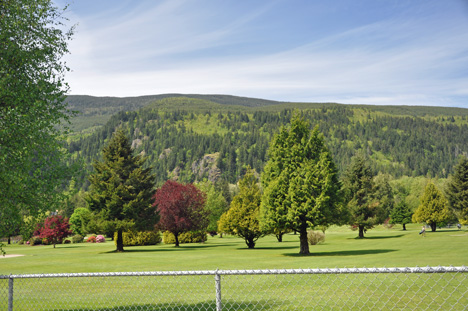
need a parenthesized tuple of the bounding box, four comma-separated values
(1, 267, 467, 310)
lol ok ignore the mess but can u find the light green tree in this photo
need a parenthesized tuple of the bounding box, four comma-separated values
(196, 180, 228, 234)
(69, 208, 92, 236)
(261, 113, 343, 254)
(412, 182, 452, 232)
(86, 129, 157, 252)
(218, 168, 265, 248)
(0, 0, 74, 253)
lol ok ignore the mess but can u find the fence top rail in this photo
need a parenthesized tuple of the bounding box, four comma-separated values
(1, 266, 467, 279)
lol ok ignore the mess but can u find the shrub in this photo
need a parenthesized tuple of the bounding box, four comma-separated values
(72, 234, 84, 243)
(18, 240, 24, 245)
(96, 235, 106, 243)
(86, 235, 96, 243)
(115, 231, 162, 246)
(29, 236, 42, 246)
(64, 239, 71, 244)
(163, 231, 207, 244)
(307, 231, 325, 245)
(42, 238, 49, 245)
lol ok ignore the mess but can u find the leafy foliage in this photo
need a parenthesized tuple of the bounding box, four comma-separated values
(218, 168, 265, 249)
(261, 113, 343, 254)
(196, 180, 229, 234)
(153, 180, 208, 247)
(0, 0, 74, 253)
(412, 182, 452, 232)
(69, 208, 91, 236)
(36, 215, 73, 248)
(86, 129, 157, 252)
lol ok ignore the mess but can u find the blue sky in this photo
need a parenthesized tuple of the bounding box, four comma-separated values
(59, 0, 468, 107)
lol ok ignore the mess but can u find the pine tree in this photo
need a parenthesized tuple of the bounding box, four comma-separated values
(86, 129, 157, 252)
(446, 157, 468, 224)
(261, 113, 343, 254)
(412, 182, 452, 232)
(390, 201, 412, 230)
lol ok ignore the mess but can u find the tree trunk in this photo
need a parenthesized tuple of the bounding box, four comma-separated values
(402, 224, 406, 231)
(53, 243, 56, 248)
(299, 222, 309, 255)
(116, 229, 124, 252)
(358, 225, 365, 238)
(174, 232, 180, 247)
(430, 223, 437, 232)
(276, 233, 283, 242)
(7, 237, 11, 245)
(246, 237, 255, 249)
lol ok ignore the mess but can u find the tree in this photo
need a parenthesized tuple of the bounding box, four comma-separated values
(446, 157, 468, 224)
(0, 0, 74, 253)
(196, 180, 228, 234)
(153, 180, 208, 247)
(412, 182, 452, 232)
(342, 154, 385, 238)
(261, 113, 343, 254)
(69, 208, 92, 236)
(390, 201, 412, 230)
(86, 129, 157, 252)
(218, 168, 265, 249)
(37, 215, 73, 248)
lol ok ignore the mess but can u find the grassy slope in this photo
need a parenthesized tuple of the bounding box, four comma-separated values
(2, 224, 466, 275)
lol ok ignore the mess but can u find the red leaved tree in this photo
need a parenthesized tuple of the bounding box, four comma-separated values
(37, 215, 73, 248)
(153, 180, 208, 247)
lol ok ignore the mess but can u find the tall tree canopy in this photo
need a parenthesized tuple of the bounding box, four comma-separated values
(153, 180, 208, 247)
(218, 168, 265, 249)
(342, 154, 386, 238)
(86, 129, 157, 252)
(413, 182, 452, 232)
(0, 0, 74, 252)
(446, 157, 468, 224)
(261, 113, 343, 254)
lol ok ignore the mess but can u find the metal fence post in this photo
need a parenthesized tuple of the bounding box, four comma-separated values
(8, 277, 13, 311)
(215, 270, 222, 311)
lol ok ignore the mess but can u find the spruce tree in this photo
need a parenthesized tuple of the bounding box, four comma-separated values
(261, 113, 343, 254)
(446, 157, 468, 224)
(87, 129, 157, 252)
(390, 201, 412, 230)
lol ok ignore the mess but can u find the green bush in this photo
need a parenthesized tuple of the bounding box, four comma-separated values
(29, 236, 42, 246)
(114, 231, 162, 246)
(72, 235, 84, 243)
(307, 231, 325, 245)
(163, 231, 207, 244)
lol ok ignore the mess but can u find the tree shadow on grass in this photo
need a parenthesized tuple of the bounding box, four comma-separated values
(283, 249, 397, 257)
(237, 245, 299, 250)
(347, 234, 405, 240)
(57, 300, 277, 311)
(99, 244, 232, 254)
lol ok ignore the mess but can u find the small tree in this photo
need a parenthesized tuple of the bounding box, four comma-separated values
(390, 201, 412, 230)
(37, 215, 73, 248)
(196, 180, 229, 234)
(412, 182, 452, 232)
(153, 180, 208, 247)
(218, 168, 265, 249)
(69, 208, 91, 236)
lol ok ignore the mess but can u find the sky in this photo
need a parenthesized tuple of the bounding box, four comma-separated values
(57, 0, 468, 107)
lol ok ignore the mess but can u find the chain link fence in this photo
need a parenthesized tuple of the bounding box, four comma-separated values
(1, 266, 467, 310)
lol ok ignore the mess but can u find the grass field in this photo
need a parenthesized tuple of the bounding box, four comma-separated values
(2, 223, 467, 275)
(1, 224, 467, 310)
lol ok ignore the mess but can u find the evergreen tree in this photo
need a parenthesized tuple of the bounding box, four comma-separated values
(390, 201, 412, 230)
(446, 157, 468, 224)
(412, 182, 452, 232)
(342, 154, 385, 238)
(218, 168, 265, 248)
(86, 129, 157, 252)
(261, 113, 343, 254)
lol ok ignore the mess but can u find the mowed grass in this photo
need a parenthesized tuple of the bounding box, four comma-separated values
(1, 223, 467, 275)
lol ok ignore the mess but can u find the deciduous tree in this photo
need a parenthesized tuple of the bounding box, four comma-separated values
(261, 113, 343, 254)
(412, 182, 452, 232)
(69, 208, 92, 236)
(0, 0, 74, 253)
(153, 180, 208, 247)
(37, 215, 73, 248)
(87, 129, 157, 252)
(218, 168, 265, 249)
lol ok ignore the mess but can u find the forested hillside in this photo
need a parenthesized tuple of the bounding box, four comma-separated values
(66, 95, 468, 191)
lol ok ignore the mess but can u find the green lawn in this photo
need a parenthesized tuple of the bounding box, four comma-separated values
(1, 224, 467, 310)
(2, 224, 467, 275)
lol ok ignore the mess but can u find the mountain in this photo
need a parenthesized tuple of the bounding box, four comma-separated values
(66, 94, 468, 192)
